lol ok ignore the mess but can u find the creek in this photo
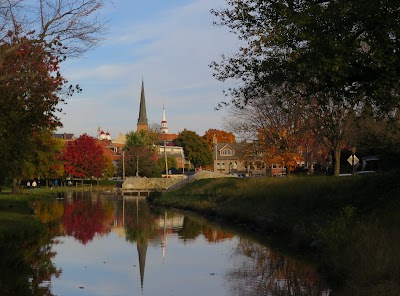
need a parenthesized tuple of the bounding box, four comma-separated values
(12, 191, 331, 295)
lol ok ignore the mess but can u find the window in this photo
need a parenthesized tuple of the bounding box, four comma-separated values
(220, 148, 233, 156)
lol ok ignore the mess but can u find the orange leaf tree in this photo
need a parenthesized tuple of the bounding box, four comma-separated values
(203, 128, 236, 151)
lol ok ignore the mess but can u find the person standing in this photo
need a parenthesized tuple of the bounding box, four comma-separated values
(32, 180, 37, 189)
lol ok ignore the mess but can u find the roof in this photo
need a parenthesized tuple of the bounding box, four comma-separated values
(53, 133, 75, 141)
(215, 142, 265, 160)
(157, 133, 178, 142)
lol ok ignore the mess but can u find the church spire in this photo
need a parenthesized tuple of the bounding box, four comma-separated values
(137, 79, 148, 132)
(160, 105, 168, 134)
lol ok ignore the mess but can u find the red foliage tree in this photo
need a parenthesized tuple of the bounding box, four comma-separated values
(62, 134, 105, 178)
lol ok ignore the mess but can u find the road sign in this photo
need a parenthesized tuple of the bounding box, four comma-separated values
(347, 155, 359, 166)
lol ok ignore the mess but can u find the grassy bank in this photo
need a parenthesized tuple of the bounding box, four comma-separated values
(0, 189, 62, 241)
(149, 172, 400, 295)
(0, 186, 110, 240)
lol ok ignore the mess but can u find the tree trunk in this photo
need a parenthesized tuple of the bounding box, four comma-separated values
(12, 178, 20, 194)
(332, 145, 342, 176)
(286, 166, 291, 177)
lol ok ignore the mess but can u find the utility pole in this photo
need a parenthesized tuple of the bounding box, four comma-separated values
(136, 153, 139, 177)
(164, 141, 169, 177)
(122, 150, 125, 180)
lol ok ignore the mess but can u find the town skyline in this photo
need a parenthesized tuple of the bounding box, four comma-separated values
(55, 0, 238, 139)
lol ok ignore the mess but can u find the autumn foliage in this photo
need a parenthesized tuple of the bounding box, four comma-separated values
(203, 128, 235, 151)
(62, 200, 111, 244)
(62, 134, 105, 178)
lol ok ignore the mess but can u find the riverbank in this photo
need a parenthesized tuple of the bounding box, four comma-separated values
(0, 186, 111, 240)
(148, 172, 400, 296)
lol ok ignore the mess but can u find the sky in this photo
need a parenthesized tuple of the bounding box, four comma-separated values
(56, 0, 239, 139)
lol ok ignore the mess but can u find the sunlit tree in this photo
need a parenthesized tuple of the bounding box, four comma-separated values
(174, 129, 212, 169)
(62, 134, 106, 179)
(0, 0, 107, 191)
(203, 128, 236, 151)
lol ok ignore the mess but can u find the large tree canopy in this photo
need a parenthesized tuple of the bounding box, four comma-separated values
(62, 134, 105, 179)
(0, 0, 107, 191)
(211, 0, 400, 175)
(0, 39, 67, 188)
(211, 0, 400, 110)
(0, 0, 106, 63)
(174, 129, 212, 168)
(203, 128, 236, 151)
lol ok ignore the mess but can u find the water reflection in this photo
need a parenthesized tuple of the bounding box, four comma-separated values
(0, 203, 60, 295)
(227, 239, 329, 296)
(10, 191, 330, 295)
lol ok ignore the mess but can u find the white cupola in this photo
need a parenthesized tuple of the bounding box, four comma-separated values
(160, 105, 168, 134)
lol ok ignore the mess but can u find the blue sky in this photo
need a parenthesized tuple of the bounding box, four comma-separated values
(56, 0, 238, 139)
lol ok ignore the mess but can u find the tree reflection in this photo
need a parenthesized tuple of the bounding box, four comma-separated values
(0, 214, 60, 295)
(177, 215, 234, 243)
(226, 238, 330, 296)
(35, 200, 64, 237)
(62, 199, 113, 244)
(124, 198, 159, 244)
(177, 218, 203, 241)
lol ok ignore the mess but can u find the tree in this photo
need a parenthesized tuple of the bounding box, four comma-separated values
(211, 0, 400, 175)
(0, 0, 106, 66)
(0, 39, 67, 191)
(0, 0, 107, 192)
(225, 94, 312, 175)
(21, 129, 65, 181)
(102, 156, 115, 178)
(203, 128, 235, 151)
(117, 130, 161, 177)
(125, 129, 158, 148)
(174, 129, 212, 168)
(62, 134, 106, 179)
(156, 155, 178, 174)
(119, 146, 160, 178)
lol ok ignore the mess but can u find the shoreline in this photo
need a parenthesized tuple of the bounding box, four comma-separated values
(148, 172, 400, 295)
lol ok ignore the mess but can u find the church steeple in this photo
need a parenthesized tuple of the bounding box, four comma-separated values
(137, 79, 148, 132)
(160, 105, 168, 134)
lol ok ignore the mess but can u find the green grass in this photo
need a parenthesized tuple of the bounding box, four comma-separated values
(0, 193, 44, 248)
(151, 174, 398, 233)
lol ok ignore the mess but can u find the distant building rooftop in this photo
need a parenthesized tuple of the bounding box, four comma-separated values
(53, 133, 75, 141)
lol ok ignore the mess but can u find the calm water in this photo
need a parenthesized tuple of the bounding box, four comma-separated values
(26, 191, 329, 295)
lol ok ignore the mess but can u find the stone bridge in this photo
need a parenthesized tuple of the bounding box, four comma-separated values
(122, 177, 184, 194)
